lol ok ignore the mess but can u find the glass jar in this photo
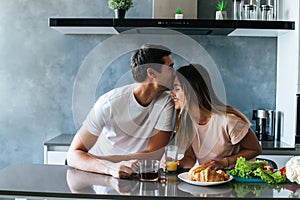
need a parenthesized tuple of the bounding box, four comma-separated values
(233, 0, 245, 20)
(243, 4, 256, 20)
(260, 4, 274, 21)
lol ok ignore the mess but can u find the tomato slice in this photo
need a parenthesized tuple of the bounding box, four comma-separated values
(280, 166, 286, 176)
(263, 164, 274, 172)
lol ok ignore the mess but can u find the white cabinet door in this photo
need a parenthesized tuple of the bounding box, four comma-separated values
(46, 151, 68, 165)
(44, 145, 68, 165)
(276, 0, 300, 146)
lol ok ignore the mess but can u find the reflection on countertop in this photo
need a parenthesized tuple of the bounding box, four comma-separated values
(65, 166, 300, 198)
(1, 163, 300, 199)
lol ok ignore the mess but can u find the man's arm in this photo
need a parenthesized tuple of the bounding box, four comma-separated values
(126, 129, 172, 160)
(92, 129, 172, 162)
(67, 127, 136, 178)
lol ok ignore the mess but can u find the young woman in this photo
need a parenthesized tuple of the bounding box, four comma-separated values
(171, 64, 262, 170)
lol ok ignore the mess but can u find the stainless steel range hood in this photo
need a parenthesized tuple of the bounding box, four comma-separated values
(49, 18, 295, 37)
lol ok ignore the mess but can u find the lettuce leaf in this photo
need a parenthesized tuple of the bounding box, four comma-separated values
(227, 157, 267, 178)
(226, 157, 286, 184)
(253, 168, 286, 184)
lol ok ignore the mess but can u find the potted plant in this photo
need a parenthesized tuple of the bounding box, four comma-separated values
(216, 0, 228, 20)
(175, 8, 183, 19)
(108, 0, 133, 19)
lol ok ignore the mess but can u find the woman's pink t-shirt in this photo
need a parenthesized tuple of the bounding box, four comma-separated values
(191, 113, 250, 167)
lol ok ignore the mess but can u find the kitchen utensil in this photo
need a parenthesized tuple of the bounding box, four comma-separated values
(252, 109, 276, 141)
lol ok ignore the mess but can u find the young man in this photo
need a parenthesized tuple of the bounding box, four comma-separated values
(67, 44, 175, 178)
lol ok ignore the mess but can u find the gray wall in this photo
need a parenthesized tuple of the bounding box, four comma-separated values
(0, 0, 276, 168)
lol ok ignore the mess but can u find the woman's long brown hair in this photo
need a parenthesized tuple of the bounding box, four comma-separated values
(174, 64, 250, 153)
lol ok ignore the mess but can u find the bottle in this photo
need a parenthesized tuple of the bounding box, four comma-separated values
(233, 0, 243, 20)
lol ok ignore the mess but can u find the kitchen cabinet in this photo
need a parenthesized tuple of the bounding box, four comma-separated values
(44, 134, 74, 165)
(276, 0, 300, 146)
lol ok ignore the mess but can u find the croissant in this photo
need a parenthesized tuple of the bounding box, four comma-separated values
(188, 165, 230, 182)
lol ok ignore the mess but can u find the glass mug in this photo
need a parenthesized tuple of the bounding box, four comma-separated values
(138, 160, 160, 182)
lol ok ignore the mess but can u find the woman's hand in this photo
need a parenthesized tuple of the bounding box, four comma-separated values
(201, 159, 226, 170)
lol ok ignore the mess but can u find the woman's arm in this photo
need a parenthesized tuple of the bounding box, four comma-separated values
(202, 128, 262, 169)
(225, 128, 262, 167)
(178, 146, 197, 169)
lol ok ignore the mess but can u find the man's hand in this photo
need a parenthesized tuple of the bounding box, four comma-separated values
(107, 160, 138, 179)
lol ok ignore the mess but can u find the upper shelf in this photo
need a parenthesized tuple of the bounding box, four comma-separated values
(49, 18, 295, 37)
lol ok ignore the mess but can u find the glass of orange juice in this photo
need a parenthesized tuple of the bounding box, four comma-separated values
(165, 145, 178, 173)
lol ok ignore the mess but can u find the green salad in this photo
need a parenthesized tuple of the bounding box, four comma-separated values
(226, 157, 286, 184)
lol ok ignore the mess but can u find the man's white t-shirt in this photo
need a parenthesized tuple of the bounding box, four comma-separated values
(83, 84, 174, 156)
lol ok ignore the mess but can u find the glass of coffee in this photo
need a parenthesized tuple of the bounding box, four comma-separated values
(138, 160, 160, 182)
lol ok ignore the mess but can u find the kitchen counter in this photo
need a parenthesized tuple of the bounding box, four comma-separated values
(0, 163, 299, 199)
(260, 141, 300, 155)
(43, 134, 300, 168)
(44, 134, 74, 147)
(44, 134, 300, 155)
(44, 134, 75, 164)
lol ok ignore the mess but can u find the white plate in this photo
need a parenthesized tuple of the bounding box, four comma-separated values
(177, 172, 233, 186)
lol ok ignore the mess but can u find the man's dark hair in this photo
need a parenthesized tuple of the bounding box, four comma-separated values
(131, 44, 172, 82)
